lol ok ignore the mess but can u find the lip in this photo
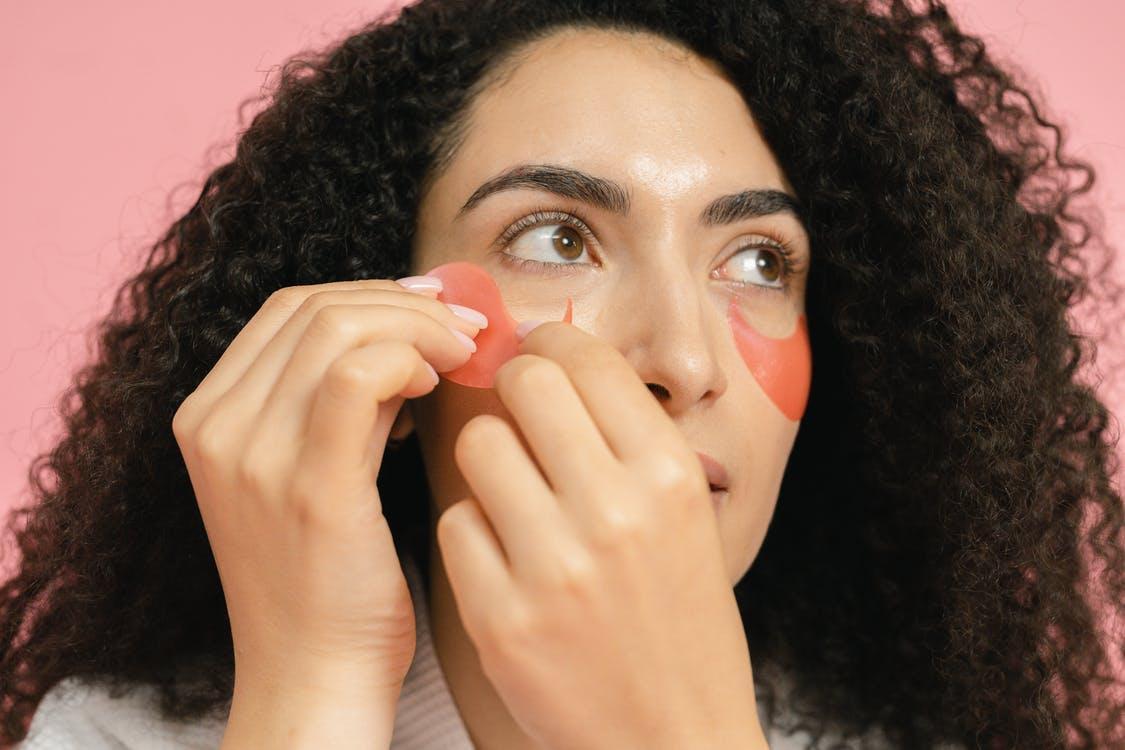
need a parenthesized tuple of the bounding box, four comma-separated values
(694, 451, 730, 491)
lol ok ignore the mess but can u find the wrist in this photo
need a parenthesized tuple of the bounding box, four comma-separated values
(642, 686, 770, 750)
(222, 660, 403, 750)
(659, 721, 770, 750)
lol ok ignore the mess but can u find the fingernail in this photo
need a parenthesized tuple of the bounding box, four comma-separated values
(448, 326, 477, 352)
(395, 275, 443, 292)
(515, 319, 544, 340)
(446, 303, 489, 328)
(423, 361, 440, 386)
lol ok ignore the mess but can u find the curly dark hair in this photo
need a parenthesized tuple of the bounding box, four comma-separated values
(2, 0, 1123, 747)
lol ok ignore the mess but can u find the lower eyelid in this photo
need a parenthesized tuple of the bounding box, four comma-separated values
(497, 252, 586, 277)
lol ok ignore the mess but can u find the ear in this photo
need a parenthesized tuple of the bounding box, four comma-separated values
(388, 401, 416, 442)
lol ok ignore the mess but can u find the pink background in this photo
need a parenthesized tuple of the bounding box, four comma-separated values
(1, 0, 1122, 626)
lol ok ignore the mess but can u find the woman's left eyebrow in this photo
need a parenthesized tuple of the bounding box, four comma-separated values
(455, 162, 809, 236)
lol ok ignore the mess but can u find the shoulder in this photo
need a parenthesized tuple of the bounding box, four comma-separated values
(17, 677, 226, 750)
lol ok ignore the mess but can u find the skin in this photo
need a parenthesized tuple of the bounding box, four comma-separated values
(393, 27, 812, 750)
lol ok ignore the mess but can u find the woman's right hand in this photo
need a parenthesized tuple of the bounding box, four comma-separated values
(170, 275, 486, 743)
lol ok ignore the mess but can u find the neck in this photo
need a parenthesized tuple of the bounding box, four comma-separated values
(427, 531, 545, 750)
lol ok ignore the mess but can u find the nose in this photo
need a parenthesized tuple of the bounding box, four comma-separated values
(598, 257, 728, 416)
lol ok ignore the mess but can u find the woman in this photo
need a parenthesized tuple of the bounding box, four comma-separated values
(2, 0, 1122, 747)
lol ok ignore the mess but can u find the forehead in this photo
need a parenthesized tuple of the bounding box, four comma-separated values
(426, 27, 796, 215)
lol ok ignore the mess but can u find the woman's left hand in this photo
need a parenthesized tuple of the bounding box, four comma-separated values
(436, 320, 769, 750)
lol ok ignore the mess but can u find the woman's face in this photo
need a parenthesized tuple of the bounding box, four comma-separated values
(404, 27, 811, 583)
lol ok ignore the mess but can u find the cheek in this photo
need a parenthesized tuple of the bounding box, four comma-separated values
(726, 299, 811, 421)
(427, 261, 811, 418)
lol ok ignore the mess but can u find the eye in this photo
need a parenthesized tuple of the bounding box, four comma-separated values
(497, 208, 598, 276)
(495, 210, 804, 292)
(715, 240, 800, 294)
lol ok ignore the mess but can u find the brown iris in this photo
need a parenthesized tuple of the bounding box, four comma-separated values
(754, 248, 782, 283)
(550, 225, 584, 261)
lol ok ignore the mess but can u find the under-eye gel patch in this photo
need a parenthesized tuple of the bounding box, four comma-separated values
(727, 301, 811, 421)
(425, 260, 809, 421)
(426, 260, 573, 389)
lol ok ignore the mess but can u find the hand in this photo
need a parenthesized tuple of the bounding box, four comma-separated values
(436, 321, 767, 750)
(170, 276, 484, 733)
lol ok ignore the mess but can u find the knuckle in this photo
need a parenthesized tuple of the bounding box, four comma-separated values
(670, 465, 705, 499)
(644, 455, 699, 498)
(434, 514, 454, 549)
(193, 415, 230, 463)
(589, 506, 646, 548)
(545, 551, 596, 594)
(267, 286, 308, 313)
(455, 415, 508, 459)
(235, 445, 273, 497)
(496, 355, 564, 395)
(322, 354, 378, 398)
(171, 397, 197, 443)
(436, 496, 471, 532)
(306, 305, 359, 343)
(294, 289, 340, 318)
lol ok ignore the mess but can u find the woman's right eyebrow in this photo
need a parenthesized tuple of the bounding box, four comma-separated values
(455, 162, 808, 236)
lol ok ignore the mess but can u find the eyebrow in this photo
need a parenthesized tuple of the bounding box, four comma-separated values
(455, 163, 809, 234)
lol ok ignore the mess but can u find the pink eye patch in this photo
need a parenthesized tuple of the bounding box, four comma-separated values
(426, 261, 573, 389)
(425, 261, 810, 420)
(726, 300, 811, 421)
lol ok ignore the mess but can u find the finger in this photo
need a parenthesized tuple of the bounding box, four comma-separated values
(436, 496, 514, 644)
(296, 339, 437, 512)
(252, 303, 476, 443)
(194, 282, 468, 410)
(490, 353, 618, 500)
(516, 321, 691, 469)
(453, 414, 570, 575)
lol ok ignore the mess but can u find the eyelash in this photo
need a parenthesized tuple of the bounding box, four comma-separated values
(496, 205, 802, 292)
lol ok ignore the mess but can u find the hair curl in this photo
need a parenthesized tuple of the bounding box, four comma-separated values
(3, 0, 1123, 747)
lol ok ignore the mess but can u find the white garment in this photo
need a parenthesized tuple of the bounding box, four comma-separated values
(18, 553, 830, 749)
(17, 554, 472, 749)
